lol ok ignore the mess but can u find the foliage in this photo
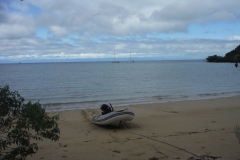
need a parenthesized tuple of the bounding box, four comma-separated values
(206, 44, 240, 64)
(0, 85, 60, 160)
(234, 55, 240, 68)
(206, 55, 225, 62)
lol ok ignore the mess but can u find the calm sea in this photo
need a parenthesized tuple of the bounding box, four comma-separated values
(1, 60, 240, 112)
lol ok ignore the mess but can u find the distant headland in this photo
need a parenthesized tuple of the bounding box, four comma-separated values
(206, 44, 240, 63)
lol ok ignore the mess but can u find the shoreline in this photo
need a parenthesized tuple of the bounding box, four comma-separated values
(28, 96, 240, 160)
(44, 94, 240, 113)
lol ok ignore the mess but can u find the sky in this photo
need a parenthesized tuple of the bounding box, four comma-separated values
(0, 0, 240, 63)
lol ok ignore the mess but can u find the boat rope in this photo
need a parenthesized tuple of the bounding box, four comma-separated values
(121, 124, 203, 160)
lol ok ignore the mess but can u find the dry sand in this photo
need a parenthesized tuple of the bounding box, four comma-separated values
(28, 96, 240, 160)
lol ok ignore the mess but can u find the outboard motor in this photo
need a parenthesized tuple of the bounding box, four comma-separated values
(101, 103, 114, 115)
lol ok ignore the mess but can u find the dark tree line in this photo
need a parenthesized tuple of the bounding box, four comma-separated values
(206, 44, 240, 67)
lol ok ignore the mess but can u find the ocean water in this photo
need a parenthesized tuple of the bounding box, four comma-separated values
(1, 60, 240, 112)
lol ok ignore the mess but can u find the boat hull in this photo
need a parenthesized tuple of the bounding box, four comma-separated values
(91, 109, 134, 126)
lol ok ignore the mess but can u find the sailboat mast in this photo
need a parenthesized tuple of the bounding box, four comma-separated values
(128, 52, 135, 63)
(112, 51, 119, 63)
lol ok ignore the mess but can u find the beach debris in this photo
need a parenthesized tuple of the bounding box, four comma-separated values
(191, 132, 199, 134)
(162, 110, 178, 113)
(188, 155, 222, 160)
(234, 125, 240, 144)
(113, 150, 121, 153)
(59, 143, 68, 147)
(151, 145, 168, 158)
(148, 157, 160, 160)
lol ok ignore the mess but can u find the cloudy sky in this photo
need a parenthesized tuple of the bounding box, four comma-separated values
(0, 0, 240, 63)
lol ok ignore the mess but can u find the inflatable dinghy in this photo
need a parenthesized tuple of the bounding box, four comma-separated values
(91, 103, 134, 127)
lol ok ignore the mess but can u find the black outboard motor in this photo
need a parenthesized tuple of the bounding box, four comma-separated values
(101, 103, 114, 115)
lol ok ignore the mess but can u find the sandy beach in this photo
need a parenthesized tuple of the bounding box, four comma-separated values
(27, 96, 240, 160)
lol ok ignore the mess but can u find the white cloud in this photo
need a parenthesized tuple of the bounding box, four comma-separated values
(0, 36, 238, 62)
(0, 10, 34, 39)
(24, 0, 240, 36)
(1, 0, 240, 62)
(206, 11, 236, 21)
(0, 24, 34, 39)
(228, 36, 240, 41)
(49, 25, 67, 37)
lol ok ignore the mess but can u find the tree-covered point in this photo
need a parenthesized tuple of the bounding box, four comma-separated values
(206, 44, 240, 67)
(0, 85, 60, 160)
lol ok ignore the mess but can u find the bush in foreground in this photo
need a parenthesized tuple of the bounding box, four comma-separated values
(0, 85, 60, 160)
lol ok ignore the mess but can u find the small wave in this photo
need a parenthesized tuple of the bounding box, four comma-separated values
(198, 91, 240, 98)
(152, 95, 171, 100)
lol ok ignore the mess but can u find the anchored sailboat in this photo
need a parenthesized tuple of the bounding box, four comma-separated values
(112, 51, 120, 63)
(128, 52, 135, 63)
